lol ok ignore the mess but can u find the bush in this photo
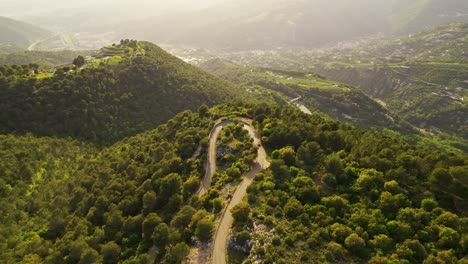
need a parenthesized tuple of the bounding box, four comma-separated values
(231, 202, 251, 224)
(272, 236, 281, 246)
(195, 217, 214, 242)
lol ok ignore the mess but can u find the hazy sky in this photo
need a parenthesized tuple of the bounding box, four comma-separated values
(1, 0, 225, 17)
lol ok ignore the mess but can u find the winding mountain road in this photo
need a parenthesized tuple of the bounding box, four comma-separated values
(197, 119, 236, 197)
(211, 121, 270, 264)
(195, 118, 270, 264)
(199, 104, 311, 264)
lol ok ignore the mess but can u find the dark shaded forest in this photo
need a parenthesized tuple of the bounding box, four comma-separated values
(0, 41, 246, 146)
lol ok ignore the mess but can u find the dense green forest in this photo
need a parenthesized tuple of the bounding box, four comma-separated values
(0, 22, 466, 264)
(0, 103, 466, 263)
(215, 104, 467, 263)
(0, 41, 251, 146)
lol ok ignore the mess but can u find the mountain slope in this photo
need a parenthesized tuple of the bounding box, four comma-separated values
(307, 24, 468, 139)
(0, 16, 51, 46)
(358, 23, 468, 62)
(200, 59, 414, 133)
(187, 23, 468, 142)
(1, 104, 466, 263)
(0, 41, 248, 145)
(391, 0, 468, 34)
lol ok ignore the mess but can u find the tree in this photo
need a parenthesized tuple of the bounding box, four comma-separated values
(198, 104, 209, 117)
(270, 159, 289, 183)
(279, 146, 296, 166)
(284, 197, 304, 219)
(438, 227, 460, 248)
(231, 202, 250, 224)
(296, 141, 323, 169)
(142, 190, 157, 213)
(429, 168, 452, 188)
(101, 241, 121, 264)
(423, 250, 458, 264)
(165, 242, 189, 264)
(143, 213, 162, 241)
(325, 153, 344, 177)
(235, 230, 251, 248)
(195, 217, 214, 242)
(354, 169, 384, 193)
(171, 206, 196, 229)
(79, 248, 101, 264)
(344, 233, 366, 254)
(157, 173, 182, 207)
(73, 56, 86, 67)
(152, 223, 170, 248)
(369, 234, 393, 254)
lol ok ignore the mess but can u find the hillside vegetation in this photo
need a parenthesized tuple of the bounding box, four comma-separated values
(188, 23, 468, 148)
(313, 62, 468, 139)
(0, 104, 466, 263)
(0, 16, 51, 46)
(0, 40, 249, 146)
(309, 24, 468, 140)
(225, 103, 467, 263)
(200, 59, 413, 134)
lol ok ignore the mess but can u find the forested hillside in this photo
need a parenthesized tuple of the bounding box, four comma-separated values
(0, 16, 51, 46)
(312, 63, 468, 139)
(0, 104, 466, 263)
(189, 23, 468, 149)
(200, 59, 414, 134)
(0, 111, 212, 263)
(215, 104, 467, 263)
(0, 50, 93, 66)
(0, 41, 249, 145)
(309, 24, 468, 140)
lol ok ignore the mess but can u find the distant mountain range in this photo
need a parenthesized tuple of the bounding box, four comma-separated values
(0, 16, 51, 47)
(119, 0, 468, 50)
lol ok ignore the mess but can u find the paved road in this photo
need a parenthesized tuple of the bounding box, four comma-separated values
(211, 122, 270, 264)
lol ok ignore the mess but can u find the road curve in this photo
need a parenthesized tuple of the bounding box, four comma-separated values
(197, 119, 235, 197)
(211, 122, 270, 264)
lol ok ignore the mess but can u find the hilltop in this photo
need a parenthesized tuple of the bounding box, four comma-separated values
(0, 40, 250, 145)
(0, 16, 51, 47)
